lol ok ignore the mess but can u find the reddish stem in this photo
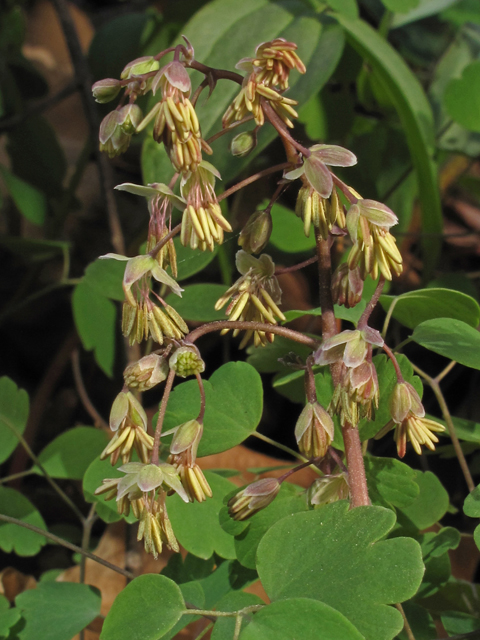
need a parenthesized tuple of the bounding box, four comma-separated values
(275, 255, 318, 275)
(196, 373, 206, 423)
(331, 174, 358, 204)
(357, 276, 385, 330)
(305, 356, 317, 404)
(151, 369, 176, 465)
(186, 321, 319, 349)
(217, 162, 291, 203)
(149, 223, 181, 259)
(262, 101, 310, 158)
(382, 344, 405, 383)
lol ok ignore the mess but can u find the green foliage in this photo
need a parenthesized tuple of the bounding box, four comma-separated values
(0, 489, 46, 555)
(269, 202, 316, 253)
(100, 575, 185, 640)
(175, 238, 218, 281)
(211, 591, 264, 640)
(166, 284, 228, 322)
(444, 60, 480, 132)
(398, 470, 449, 530)
(0, 376, 29, 464)
(16, 582, 101, 640)
(83, 456, 137, 524)
(0, 165, 47, 225)
(364, 456, 420, 509)
(0, 595, 21, 638)
(412, 318, 480, 370)
(463, 484, 480, 549)
(257, 502, 425, 640)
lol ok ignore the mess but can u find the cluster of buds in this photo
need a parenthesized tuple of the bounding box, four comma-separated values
(166, 419, 212, 503)
(331, 263, 364, 309)
(294, 401, 334, 460)
(223, 38, 305, 129)
(180, 162, 232, 251)
(215, 251, 286, 348)
(228, 478, 280, 521)
(100, 391, 154, 465)
(346, 199, 403, 281)
(98, 105, 143, 158)
(168, 345, 205, 378)
(123, 353, 169, 392)
(375, 381, 445, 457)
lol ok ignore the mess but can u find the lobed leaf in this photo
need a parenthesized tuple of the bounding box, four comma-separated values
(0, 376, 29, 465)
(0, 488, 47, 557)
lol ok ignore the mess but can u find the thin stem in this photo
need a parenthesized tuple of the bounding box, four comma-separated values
(2, 414, 85, 522)
(305, 357, 317, 404)
(314, 233, 336, 340)
(395, 604, 416, 640)
(233, 615, 243, 640)
(411, 363, 475, 493)
(382, 297, 399, 339)
(188, 60, 244, 85)
(187, 320, 319, 349)
(393, 337, 412, 353)
(205, 115, 254, 145)
(0, 514, 133, 579)
(79, 503, 97, 584)
(277, 455, 323, 483)
(72, 350, 109, 429)
(382, 344, 405, 383)
(252, 431, 307, 462)
(194, 622, 214, 640)
(329, 448, 348, 474)
(183, 605, 264, 619)
(149, 223, 182, 259)
(357, 276, 385, 329)
(0, 469, 34, 484)
(217, 163, 291, 203)
(196, 373, 206, 423)
(332, 174, 358, 203)
(152, 369, 176, 465)
(262, 100, 310, 158)
(435, 360, 456, 384)
(275, 255, 318, 275)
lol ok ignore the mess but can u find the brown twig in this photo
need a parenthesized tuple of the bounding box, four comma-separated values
(151, 369, 176, 465)
(186, 321, 319, 349)
(196, 373, 206, 423)
(275, 255, 318, 275)
(357, 276, 385, 329)
(217, 162, 291, 203)
(71, 349, 109, 430)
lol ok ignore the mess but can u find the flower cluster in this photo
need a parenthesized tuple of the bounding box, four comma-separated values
(215, 251, 286, 348)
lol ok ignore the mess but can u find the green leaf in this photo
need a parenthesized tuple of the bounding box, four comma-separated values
(441, 611, 480, 636)
(358, 354, 422, 441)
(83, 456, 137, 524)
(166, 284, 228, 322)
(82, 259, 126, 301)
(364, 456, 420, 509)
(229, 483, 308, 570)
(412, 318, 480, 370)
(381, 0, 419, 13)
(34, 427, 108, 480)
(0, 488, 46, 556)
(441, 0, 480, 26)
(325, 0, 358, 19)
(269, 202, 316, 253)
(444, 60, 480, 132)
(397, 602, 436, 640)
(156, 580, 205, 640)
(101, 574, 184, 640)
(246, 336, 313, 374)
(16, 582, 100, 640)
(392, 0, 459, 27)
(175, 238, 218, 281)
(437, 414, 480, 444)
(398, 470, 449, 530)
(0, 376, 29, 464)
(163, 362, 263, 456)
(212, 591, 265, 640)
(240, 598, 364, 640)
(283, 301, 366, 325)
(334, 14, 442, 278)
(72, 281, 116, 377)
(412, 528, 460, 598)
(167, 471, 236, 559)
(257, 502, 424, 640)
(0, 595, 21, 638)
(464, 484, 480, 550)
(0, 166, 46, 225)
(380, 288, 480, 330)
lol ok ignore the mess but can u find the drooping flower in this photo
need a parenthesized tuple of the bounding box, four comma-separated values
(331, 263, 364, 309)
(238, 209, 273, 254)
(237, 38, 306, 90)
(329, 360, 379, 426)
(294, 184, 346, 239)
(99, 105, 143, 157)
(215, 251, 286, 348)
(295, 401, 334, 460)
(228, 478, 280, 521)
(123, 354, 169, 391)
(314, 327, 384, 370)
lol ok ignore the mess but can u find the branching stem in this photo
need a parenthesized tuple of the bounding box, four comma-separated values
(187, 321, 319, 349)
(151, 369, 176, 465)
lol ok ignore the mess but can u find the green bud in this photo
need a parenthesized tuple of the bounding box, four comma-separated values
(121, 56, 160, 80)
(92, 78, 121, 103)
(230, 130, 257, 157)
(123, 354, 169, 391)
(118, 104, 143, 134)
(238, 210, 273, 254)
(170, 419, 203, 457)
(169, 345, 205, 378)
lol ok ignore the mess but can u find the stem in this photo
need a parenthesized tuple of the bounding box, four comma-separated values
(217, 163, 291, 203)
(205, 115, 254, 145)
(252, 432, 307, 462)
(277, 455, 323, 483)
(196, 373, 206, 423)
(305, 357, 317, 404)
(262, 101, 310, 158)
(382, 344, 405, 383)
(411, 363, 475, 493)
(435, 360, 456, 384)
(357, 276, 385, 329)
(151, 369, 176, 465)
(393, 337, 412, 353)
(2, 415, 85, 522)
(0, 469, 34, 484)
(381, 297, 399, 338)
(72, 350, 109, 429)
(233, 615, 243, 640)
(314, 232, 336, 340)
(183, 605, 264, 619)
(0, 514, 134, 579)
(275, 255, 318, 275)
(79, 504, 97, 585)
(149, 223, 182, 259)
(187, 321, 319, 349)
(194, 623, 214, 640)
(343, 426, 370, 507)
(331, 174, 358, 203)
(188, 60, 244, 85)
(395, 604, 416, 640)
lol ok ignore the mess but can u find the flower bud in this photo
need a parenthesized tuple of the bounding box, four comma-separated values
(331, 263, 363, 309)
(228, 478, 280, 521)
(295, 402, 334, 459)
(123, 354, 169, 391)
(169, 345, 205, 378)
(92, 78, 121, 103)
(230, 130, 257, 157)
(170, 419, 203, 458)
(389, 382, 424, 424)
(121, 56, 160, 79)
(308, 474, 349, 508)
(118, 104, 143, 135)
(238, 210, 273, 254)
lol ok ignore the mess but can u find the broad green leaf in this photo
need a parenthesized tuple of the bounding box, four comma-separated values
(269, 202, 316, 253)
(0, 488, 46, 555)
(325, 0, 358, 19)
(240, 598, 364, 640)
(162, 553, 215, 584)
(0, 166, 46, 225)
(414, 529, 460, 598)
(34, 427, 108, 480)
(0, 595, 21, 637)
(441, 611, 480, 636)
(364, 456, 419, 509)
(257, 502, 424, 640)
(334, 14, 442, 278)
(227, 483, 308, 570)
(175, 238, 218, 281)
(382, 0, 419, 13)
(83, 456, 137, 524)
(358, 354, 422, 441)
(392, 0, 459, 27)
(441, 0, 480, 26)
(246, 336, 313, 373)
(421, 527, 461, 558)
(0, 376, 29, 464)
(167, 471, 236, 560)
(101, 574, 185, 640)
(283, 301, 366, 325)
(398, 470, 449, 530)
(444, 60, 480, 132)
(212, 591, 265, 640)
(412, 318, 480, 370)
(428, 272, 478, 300)
(16, 582, 101, 640)
(82, 259, 125, 301)
(464, 484, 480, 550)
(166, 284, 228, 322)
(163, 362, 263, 456)
(72, 281, 116, 377)
(380, 288, 480, 329)
(156, 581, 205, 640)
